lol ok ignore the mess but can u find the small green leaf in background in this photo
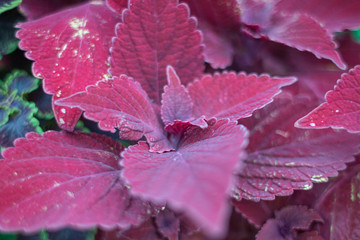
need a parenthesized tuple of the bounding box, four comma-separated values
(351, 28, 360, 43)
(0, 0, 21, 14)
(0, 70, 41, 150)
(0, 233, 17, 240)
(0, 3, 24, 59)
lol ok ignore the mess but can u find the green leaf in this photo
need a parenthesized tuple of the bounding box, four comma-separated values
(0, 9, 23, 59)
(3, 70, 39, 95)
(0, 233, 17, 240)
(0, 0, 21, 14)
(351, 29, 360, 43)
(0, 100, 41, 148)
(0, 70, 41, 148)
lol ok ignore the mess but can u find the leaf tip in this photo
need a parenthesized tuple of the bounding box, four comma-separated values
(166, 65, 181, 86)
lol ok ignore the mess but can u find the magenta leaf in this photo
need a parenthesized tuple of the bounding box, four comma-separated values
(182, 0, 241, 68)
(238, 0, 276, 27)
(240, 0, 346, 69)
(16, 1, 121, 130)
(199, 23, 234, 69)
(296, 65, 360, 133)
(161, 66, 193, 125)
(256, 205, 323, 240)
(276, 0, 360, 32)
(122, 119, 249, 237)
(234, 94, 360, 201)
(187, 72, 296, 121)
(109, 0, 204, 104)
(264, 13, 346, 70)
(161, 66, 206, 135)
(56, 75, 172, 153)
(105, 0, 128, 14)
(0, 131, 149, 232)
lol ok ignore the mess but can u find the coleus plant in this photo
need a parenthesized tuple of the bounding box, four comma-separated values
(1, 0, 360, 239)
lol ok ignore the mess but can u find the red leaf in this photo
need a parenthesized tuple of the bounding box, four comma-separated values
(0, 131, 149, 232)
(239, 0, 276, 27)
(96, 208, 182, 240)
(234, 94, 360, 201)
(187, 72, 296, 121)
(298, 231, 324, 240)
(232, 197, 289, 228)
(296, 65, 360, 133)
(56, 75, 172, 153)
(16, 1, 121, 130)
(96, 219, 161, 240)
(109, 0, 204, 104)
(155, 209, 180, 240)
(198, 22, 234, 69)
(121, 119, 248, 237)
(315, 164, 360, 240)
(181, 0, 241, 68)
(240, 0, 346, 70)
(161, 66, 193, 125)
(182, 0, 241, 30)
(265, 13, 346, 70)
(276, 0, 360, 32)
(256, 206, 323, 240)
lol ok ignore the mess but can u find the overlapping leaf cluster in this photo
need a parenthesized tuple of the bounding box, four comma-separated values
(1, 0, 360, 239)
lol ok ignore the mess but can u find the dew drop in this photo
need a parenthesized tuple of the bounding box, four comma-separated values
(67, 191, 75, 198)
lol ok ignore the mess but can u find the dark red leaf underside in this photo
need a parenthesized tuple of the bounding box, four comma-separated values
(19, 0, 86, 20)
(182, 0, 241, 30)
(122, 119, 248, 237)
(276, 0, 360, 32)
(16, 1, 121, 130)
(234, 94, 360, 201)
(110, 0, 204, 104)
(296, 65, 360, 133)
(96, 209, 182, 240)
(232, 197, 289, 228)
(187, 72, 296, 121)
(0, 131, 149, 232)
(56, 75, 172, 153)
(256, 205, 323, 240)
(316, 165, 360, 240)
(96, 219, 161, 240)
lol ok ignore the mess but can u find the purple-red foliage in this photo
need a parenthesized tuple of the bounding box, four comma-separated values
(1, 0, 360, 239)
